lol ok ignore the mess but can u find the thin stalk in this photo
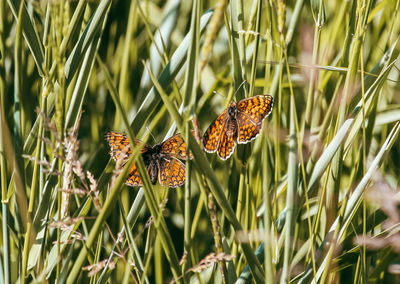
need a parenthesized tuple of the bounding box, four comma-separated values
(114, 0, 136, 130)
(183, 126, 192, 275)
(229, 0, 246, 97)
(262, 133, 274, 283)
(273, 49, 283, 219)
(54, 1, 67, 278)
(280, 73, 298, 284)
(360, 20, 367, 284)
(284, 51, 317, 281)
(154, 237, 163, 284)
(248, 0, 262, 98)
(118, 199, 143, 284)
(0, 0, 10, 282)
(181, 0, 201, 275)
(325, 8, 361, 229)
(232, 170, 245, 259)
(21, 95, 45, 282)
(304, 0, 323, 131)
(209, 190, 227, 278)
(15, 2, 27, 282)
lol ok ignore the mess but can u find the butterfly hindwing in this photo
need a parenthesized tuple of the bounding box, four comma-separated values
(203, 109, 228, 153)
(217, 119, 237, 160)
(236, 111, 263, 143)
(159, 157, 186, 187)
(125, 162, 143, 187)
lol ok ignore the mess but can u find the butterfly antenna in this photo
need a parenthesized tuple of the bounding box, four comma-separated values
(146, 126, 157, 143)
(233, 80, 247, 100)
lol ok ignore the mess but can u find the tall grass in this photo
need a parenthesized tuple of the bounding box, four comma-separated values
(1, 0, 400, 283)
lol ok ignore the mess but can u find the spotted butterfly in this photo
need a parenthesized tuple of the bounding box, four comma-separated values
(105, 132, 192, 187)
(203, 95, 273, 160)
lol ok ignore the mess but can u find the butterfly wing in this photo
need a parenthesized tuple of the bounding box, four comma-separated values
(236, 112, 263, 143)
(203, 108, 228, 153)
(236, 95, 273, 143)
(158, 157, 186, 187)
(105, 131, 150, 161)
(106, 131, 152, 187)
(160, 133, 192, 160)
(217, 119, 237, 160)
(105, 132, 132, 161)
(125, 162, 143, 187)
(236, 95, 273, 124)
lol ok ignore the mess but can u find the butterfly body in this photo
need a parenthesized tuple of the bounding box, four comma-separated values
(226, 103, 239, 138)
(106, 132, 190, 187)
(143, 149, 159, 185)
(203, 95, 274, 160)
(142, 143, 173, 185)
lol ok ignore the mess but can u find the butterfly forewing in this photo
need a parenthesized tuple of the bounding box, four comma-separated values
(160, 134, 192, 159)
(203, 109, 228, 153)
(159, 158, 186, 187)
(105, 132, 132, 161)
(105, 132, 150, 161)
(236, 95, 273, 124)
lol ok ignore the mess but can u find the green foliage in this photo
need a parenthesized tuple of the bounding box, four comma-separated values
(1, 0, 400, 283)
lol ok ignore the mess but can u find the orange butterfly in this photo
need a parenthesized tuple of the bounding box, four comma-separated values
(203, 95, 273, 160)
(105, 132, 191, 187)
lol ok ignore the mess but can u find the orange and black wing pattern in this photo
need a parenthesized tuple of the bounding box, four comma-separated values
(160, 133, 192, 160)
(158, 158, 186, 187)
(236, 111, 263, 143)
(105, 131, 132, 161)
(125, 162, 143, 187)
(203, 108, 228, 153)
(105, 131, 149, 160)
(236, 95, 273, 125)
(217, 122, 237, 160)
(236, 95, 273, 143)
(105, 131, 151, 187)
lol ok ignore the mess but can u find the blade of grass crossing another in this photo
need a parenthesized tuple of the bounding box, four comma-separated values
(129, 9, 213, 134)
(64, 0, 111, 84)
(8, 0, 45, 76)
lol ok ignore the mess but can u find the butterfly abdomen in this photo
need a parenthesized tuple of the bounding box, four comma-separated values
(226, 119, 238, 137)
(148, 161, 158, 185)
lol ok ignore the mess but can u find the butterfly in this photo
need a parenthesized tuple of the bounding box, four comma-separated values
(105, 132, 192, 187)
(203, 95, 273, 160)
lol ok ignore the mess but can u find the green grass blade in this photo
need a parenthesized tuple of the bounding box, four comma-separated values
(64, 0, 111, 84)
(129, 9, 213, 134)
(7, 0, 44, 76)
